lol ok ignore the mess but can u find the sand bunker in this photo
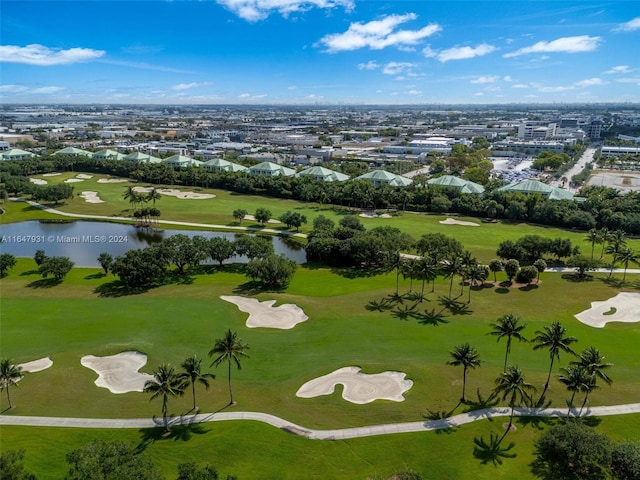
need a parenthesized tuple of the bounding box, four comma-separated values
(440, 217, 480, 226)
(296, 367, 413, 404)
(575, 292, 640, 328)
(243, 214, 280, 224)
(29, 178, 47, 185)
(64, 178, 84, 183)
(79, 191, 104, 204)
(81, 351, 154, 394)
(42, 173, 62, 177)
(97, 177, 128, 183)
(18, 357, 53, 373)
(133, 186, 215, 200)
(76, 174, 93, 180)
(220, 295, 308, 329)
(359, 212, 392, 219)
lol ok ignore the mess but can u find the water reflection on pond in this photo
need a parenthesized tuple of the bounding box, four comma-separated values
(0, 221, 306, 267)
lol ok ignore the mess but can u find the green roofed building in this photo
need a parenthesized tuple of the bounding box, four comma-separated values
(123, 152, 162, 164)
(295, 166, 349, 182)
(163, 154, 203, 168)
(427, 175, 485, 194)
(92, 149, 124, 161)
(202, 158, 248, 173)
(355, 170, 412, 187)
(53, 147, 91, 157)
(497, 179, 574, 200)
(0, 148, 37, 161)
(248, 161, 295, 177)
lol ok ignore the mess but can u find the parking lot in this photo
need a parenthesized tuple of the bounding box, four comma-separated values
(586, 170, 640, 192)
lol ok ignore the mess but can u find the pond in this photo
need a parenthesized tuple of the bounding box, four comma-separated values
(0, 221, 307, 267)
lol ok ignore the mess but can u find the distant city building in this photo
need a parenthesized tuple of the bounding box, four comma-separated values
(494, 139, 566, 154)
(600, 145, 640, 157)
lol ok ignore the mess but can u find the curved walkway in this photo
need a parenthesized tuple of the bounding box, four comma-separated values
(15, 199, 307, 239)
(2, 403, 640, 440)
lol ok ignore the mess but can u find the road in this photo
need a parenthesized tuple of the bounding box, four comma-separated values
(551, 146, 597, 191)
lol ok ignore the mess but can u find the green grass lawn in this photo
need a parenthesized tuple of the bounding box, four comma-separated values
(1, 255, 639, 478)
(2, 173, 640, 479)
(7, 171, 640, 262)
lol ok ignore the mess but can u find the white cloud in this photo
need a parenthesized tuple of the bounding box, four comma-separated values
(318, 14, 441, 52)
(382, 62, 416, 75)
(604, 65, 631, 74)
(503, 35, 600, 58)
(503, 75, 514, 82)
(471, 75, 499, 84)
(0, 44, 105, 66)
(474, 92, 484, 96)
(574, 77, 607, 87)
(239, 93, 252, 98)
(613, 16, 640, 32)
(288, 85, 298, 90)
(31, 86, 65, 94)
(171, 82, 209, 91)
(424, 43, 497, 62)
(407, 90, 422, 96)
(0, 84, 29, 93)
(357, 60, 379, 70)
(216, 0, 354, 22)
(512, 84, 529, 89)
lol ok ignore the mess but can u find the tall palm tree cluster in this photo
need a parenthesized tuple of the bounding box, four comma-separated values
(585, 228, 640, 281)
(143, 329, 249, 433)
(447, 315, 613, 441)
(123, 186, 162, 228)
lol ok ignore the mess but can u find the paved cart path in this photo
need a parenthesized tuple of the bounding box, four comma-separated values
(2, 403, 640, 440)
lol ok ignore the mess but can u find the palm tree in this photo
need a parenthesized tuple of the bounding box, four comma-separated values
(597, 227, 609, 259)
(558, 364, 591, 415)
(616, 247, 639, 282)
(572, 346, 613, 387)
(532, 321, 578, 401)
(143, 364, 186, 433)
(179, 355, 215, 412)
(122, 186, 141, 211)
(584, 228, 599, 260)
(447, 343, 481, 403)
(146, 187, 162, 207)
(413, 257, 437, 299)
(0, 358, 23, 410)
(487, 313, 528, 372)
(443, 254, 464, 298)
(209, 329, 250, 405)
(493, 366, 536, 436)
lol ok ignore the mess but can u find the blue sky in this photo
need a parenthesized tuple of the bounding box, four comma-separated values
(1, 1, 639, 104)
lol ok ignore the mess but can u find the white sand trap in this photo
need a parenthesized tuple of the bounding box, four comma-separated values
(359, 212, 393, 219)
(575, 292, 640, 328)
(76, 174, 93, 179)
(64, 178, 84, 183)
(29, 178, 47, 185)
(243, 214, 280, 224)
(80, 191, 104, 204)
(18, 357, 53, 373)
(440, 217, 480, 226)
(296, 366, 413, 404)
(221, 295, 308, 329)
(97, 177, 128, 183)
(81, 351, 154, 394)
(42, 173, 62, 177)
(133, 186, 215, 200)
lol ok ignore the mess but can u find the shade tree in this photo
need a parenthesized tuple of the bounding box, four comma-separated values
(0, 253, 17, 277)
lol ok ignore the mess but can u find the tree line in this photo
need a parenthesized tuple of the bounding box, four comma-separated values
(2, 155, 640, 234)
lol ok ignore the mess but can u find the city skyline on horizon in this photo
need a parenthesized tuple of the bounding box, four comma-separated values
(1, 1, 639, 105)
